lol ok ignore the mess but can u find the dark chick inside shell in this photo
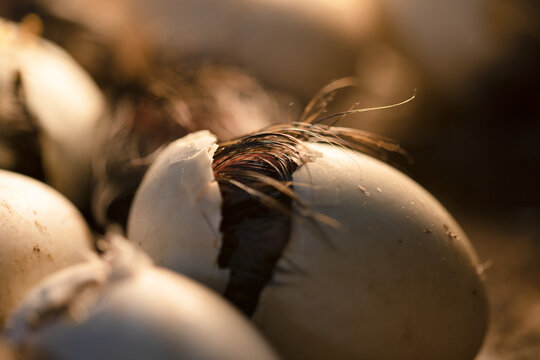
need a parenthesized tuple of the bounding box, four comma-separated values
(91, 64, 289, 228)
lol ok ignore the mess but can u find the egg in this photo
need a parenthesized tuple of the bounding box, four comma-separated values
(128, 126, 488, 360)
(0, 169, 95, 325)
(3, 237, 279, 360)
(0, 17, 105, 206)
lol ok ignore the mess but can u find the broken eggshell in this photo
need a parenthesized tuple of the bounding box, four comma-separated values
(3, 238, 279, 360)
(0, 18, 105, 206)
(127, 130, 488, 360)
(0, 169, 95, 325)
(127, 131, 228, 291)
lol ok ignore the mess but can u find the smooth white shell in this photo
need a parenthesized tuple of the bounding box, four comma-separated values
(0, 18, 105, 205)
(0, 170, 94, 324)
(4, 239, 279, 360)
(127, 132, 488, 360)
(253, 143, 487, 360)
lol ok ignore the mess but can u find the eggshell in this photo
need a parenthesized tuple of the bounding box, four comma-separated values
(128, 131, 229, 291)
(127, 132, 488, 360)
(251, 143, 488, 360)
(0, 169, 94, 324)
(0, 18, 105, 205)
(3, 239, 279, 360)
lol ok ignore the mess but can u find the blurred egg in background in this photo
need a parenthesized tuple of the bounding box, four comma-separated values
(1, 0, 539, 358)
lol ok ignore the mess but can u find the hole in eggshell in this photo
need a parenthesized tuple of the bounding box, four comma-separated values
(211, 123, 407, 315)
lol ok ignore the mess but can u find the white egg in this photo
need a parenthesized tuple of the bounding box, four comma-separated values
(0, 169, 95, 325)
(0, 18, 105, 206)
(128, 129, 488, 360)
(3, 237, 279, 360)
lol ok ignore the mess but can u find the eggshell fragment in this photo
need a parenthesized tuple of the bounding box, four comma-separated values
(128, 131, 229, 291)
(0, 170, 95, 325)
(3, 238, 279, 360)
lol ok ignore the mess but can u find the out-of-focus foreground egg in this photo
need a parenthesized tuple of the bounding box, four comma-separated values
(0, 18, 105, 206)
(0, 169, 94, 325)
(128, 128, 488, 360)
(3, 238, 279, 360)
